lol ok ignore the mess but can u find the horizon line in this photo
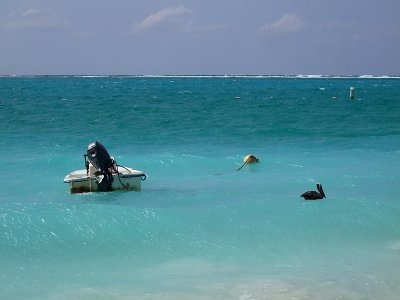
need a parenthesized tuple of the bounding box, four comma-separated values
(1, 74, 400, 79)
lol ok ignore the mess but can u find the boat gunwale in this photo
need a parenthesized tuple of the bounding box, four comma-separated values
(64, 169, 146, 183)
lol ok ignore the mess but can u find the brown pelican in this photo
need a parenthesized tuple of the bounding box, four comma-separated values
(301, 183, 326, 200)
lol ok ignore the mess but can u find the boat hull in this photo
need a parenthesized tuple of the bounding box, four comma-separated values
(64, 167, 146, 194)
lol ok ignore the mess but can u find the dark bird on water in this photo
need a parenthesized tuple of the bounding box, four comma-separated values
(301, 183, 326, 200)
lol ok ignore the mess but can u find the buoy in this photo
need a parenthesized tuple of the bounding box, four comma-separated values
(349, 87, 355, 99)
(243, 154, 259, 164)
(215, 154, 260, 175)
(237, 154, 259, 171)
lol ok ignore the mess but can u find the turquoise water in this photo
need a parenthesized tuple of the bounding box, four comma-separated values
(1, 76, 400, 299)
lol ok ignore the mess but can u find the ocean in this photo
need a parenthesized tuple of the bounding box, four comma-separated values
(0, 75, 399, 299)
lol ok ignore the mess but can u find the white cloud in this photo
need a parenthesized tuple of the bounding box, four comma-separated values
(2, 8, 62, 30)
(260, 14, 304, 34)
(132, 6, 192, 32)
(21, 8, 43, 17)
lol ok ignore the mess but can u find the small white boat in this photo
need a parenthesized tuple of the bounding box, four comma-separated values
(64, 142, 147, 194)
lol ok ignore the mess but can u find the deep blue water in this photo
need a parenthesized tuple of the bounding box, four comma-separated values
(1, 76, 400, 299)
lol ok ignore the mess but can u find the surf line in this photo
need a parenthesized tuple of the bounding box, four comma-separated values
(215, 154, 260, 176)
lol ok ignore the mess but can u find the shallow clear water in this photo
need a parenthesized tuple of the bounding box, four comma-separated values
(1, 76, 400, 299)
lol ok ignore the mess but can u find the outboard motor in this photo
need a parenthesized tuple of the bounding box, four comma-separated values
(86, 141, 114, 191)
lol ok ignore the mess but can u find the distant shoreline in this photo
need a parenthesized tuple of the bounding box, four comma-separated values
(1, 74, 400, 79)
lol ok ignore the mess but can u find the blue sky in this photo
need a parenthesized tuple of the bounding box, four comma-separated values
(0, 0, 399, 75)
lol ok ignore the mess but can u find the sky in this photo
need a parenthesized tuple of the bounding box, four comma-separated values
(0, 0, 399, 75)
